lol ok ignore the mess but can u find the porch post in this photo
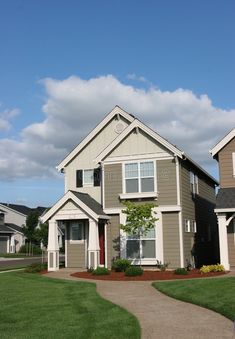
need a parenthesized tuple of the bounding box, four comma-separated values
(47, 220, 59, 271)
(88, 219, 100, 269)
(217, 214, 230, 271)
(10, 235, 15, 253)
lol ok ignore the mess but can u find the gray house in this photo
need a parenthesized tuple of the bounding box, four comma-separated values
(42, 106, 218, 271)
(210, 128, 235, 270)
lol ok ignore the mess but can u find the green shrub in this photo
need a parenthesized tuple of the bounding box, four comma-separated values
(92, 267, 110, 275)
(174, 268, 188, 275)
(19, 244, 42, 255)
(87, 267, 94, 273)
(125, 266, 143, 276)
(200, 264, 225, 274)
(156, 260, 170, 271)
(24, 263, 47, 273)
(112, 258, 131, 272)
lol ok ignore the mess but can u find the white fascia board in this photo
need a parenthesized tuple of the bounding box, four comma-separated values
(0, 204, 26, 217)
(95, 119, 183, 164)
(210, 128, 235, 158)
(215, 208, 235, 213)
(57, 106, 134, 171)
(41, 191, 102, 223)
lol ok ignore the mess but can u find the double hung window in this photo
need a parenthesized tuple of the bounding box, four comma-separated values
(126, 228, 156, 259)
(125, 161, 155, 193)
(70, 221, 84, 241)
(190, 172, 199, 194)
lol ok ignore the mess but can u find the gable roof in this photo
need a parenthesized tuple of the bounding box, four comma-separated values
(210, 128, 235, 159)
(41, 190, 109, 223)
(0, 224, 15, 234)
(0, 203, 31, 216)
(57, 106, 134, 171)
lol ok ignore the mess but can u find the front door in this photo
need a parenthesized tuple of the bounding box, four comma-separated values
(99, 224, 105, 265)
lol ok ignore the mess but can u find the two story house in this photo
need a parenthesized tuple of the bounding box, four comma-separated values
(210, 128, 235, 270)
(42, 106, 218, 271)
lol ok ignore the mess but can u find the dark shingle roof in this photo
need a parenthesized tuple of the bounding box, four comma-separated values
(70, 191, 106, 216)
(0, 224, 15, 233)
(5, 223, 23, 234)
(216, 188, 235, 209)
(0, 203, 47, 216)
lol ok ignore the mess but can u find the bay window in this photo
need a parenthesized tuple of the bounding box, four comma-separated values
(125, 161, 155, 193)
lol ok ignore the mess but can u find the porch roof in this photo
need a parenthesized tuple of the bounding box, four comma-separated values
(216, 188, 235, 209)
(0, 224, 15, 233)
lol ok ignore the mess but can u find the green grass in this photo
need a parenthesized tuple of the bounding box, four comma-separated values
(153, 277, 235, 321)
(0, 272, 140, 339)
(0, 266, 26, 272)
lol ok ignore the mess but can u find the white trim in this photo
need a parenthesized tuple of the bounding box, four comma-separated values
(65, 225, 68, 268)
(215, 208, 235, 213)
(103, 153, 173, 163)
(210, 128, 235, 158)
(233, 152, 235, 177)
(175, 157, 181, 206)
(104, 205, 182, 214)
(101, 162, 105, 209)
(95, 119, 183, 164)
(57, 106, 134, 171)
(69, 220, 85, 244)
(120, 192, 158, 200)
(104, 223, 107, 268)
(179, 211, 184, 267)
(104, 208, 122, 214)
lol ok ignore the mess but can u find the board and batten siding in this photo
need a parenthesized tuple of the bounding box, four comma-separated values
(66, 223, 86, 268)
(106, 214, 120, 268)
(162, 212, 181, 268)
(218, 137, 235, 188)
(157, 159, 177, 205)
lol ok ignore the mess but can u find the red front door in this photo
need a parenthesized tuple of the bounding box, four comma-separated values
(99, 224, 105, 265)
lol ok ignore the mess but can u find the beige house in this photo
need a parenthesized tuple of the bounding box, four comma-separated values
(210, 128, 235, 270)
(42, 106, 219, 271)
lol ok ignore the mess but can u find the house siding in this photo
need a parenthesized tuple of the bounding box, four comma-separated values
(227, 221, 235, 268)
(106, 214, 120, 268)
(218, 137, 235, 188)
(162, 212, 181, 268)
(157, 159, 177, 205)
(104, 163, 122, 208)
(66, 223, 86, 268)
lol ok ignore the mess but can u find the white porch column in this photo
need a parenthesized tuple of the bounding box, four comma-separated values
(10, 235, 15, 253)
(47, 220, 59, 271)
(217, 214, 230, 271)
(88, 219, 100, 269)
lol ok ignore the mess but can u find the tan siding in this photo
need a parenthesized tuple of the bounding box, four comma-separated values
(104, 164, 122, 208)
(157, 159, 177, 205)
(228, 222, 235, 267)
(162, 212, 181, 268)
(66, 223, 86, 268)
(218, 137, 235, 188)
(106, 214, 120, 268)
(181, 163, 195, 220)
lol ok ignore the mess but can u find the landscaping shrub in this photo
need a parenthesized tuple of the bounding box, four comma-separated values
(24, 263, 47, 273)
(87, 267, 94, 273)
(112, 258, 131, 272)
(156, 260, 169, 271)
(125, 266, 143, 276)
(200, 264, 225, 274)
(19, 244, 42, 255)
(174, 268, 188, 275)
(92, 267, 110, 275)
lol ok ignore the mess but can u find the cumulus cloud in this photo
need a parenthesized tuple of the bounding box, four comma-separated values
(0, 74, 234, 181)
(0, 108, 20, 131)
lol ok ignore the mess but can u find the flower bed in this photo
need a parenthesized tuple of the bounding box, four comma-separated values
(71, 269, 227, 281)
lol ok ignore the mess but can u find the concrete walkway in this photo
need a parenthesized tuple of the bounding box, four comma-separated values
(45, 269, 235, 339)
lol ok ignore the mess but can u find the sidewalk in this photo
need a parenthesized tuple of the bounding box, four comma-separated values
(45, 269, 234, 339)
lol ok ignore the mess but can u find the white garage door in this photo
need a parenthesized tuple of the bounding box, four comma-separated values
(0, 236, 8, 253)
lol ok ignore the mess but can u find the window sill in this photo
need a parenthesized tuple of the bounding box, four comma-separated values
(69, 240, 85, 244)
(119, 192, 158, 200)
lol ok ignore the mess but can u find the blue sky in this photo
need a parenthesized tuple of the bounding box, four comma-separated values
(0, 0, 234, 207)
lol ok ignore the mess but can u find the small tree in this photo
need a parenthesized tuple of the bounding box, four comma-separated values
(120, 201, 158, 266)
(35, 222, 48, 248)
(22, 211, 39, 255)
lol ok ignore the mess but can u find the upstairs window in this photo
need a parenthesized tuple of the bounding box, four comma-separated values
(190, 171, 198, 194)
(76, 168, 101, 187)
(124, 161, 155, 193)
(184, 219, 196, 233)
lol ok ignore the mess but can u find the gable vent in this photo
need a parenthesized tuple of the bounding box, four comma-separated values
(115, 122, 125, 134)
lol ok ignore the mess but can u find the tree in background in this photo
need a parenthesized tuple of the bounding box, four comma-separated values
(120, 201, 158, 266)
(35, 222, 48, 248)
(22, 210, 40, 255)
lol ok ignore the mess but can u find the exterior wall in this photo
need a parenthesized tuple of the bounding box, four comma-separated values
(227, 220, 235, 267)
(66, 222, 86, 268)
(218, 137, 235, 188)
(162, 212, 181, 268)
(64, 116, 129, 202)
(106, 214, 120, 268)
(104, 163, 122, 208)
(157, 159, 177, 205)
(180, 161, 218, 267)
(0, 205, 26, 227)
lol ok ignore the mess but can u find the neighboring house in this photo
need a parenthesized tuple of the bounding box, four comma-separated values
(210, 128, 235, 270)
(0, 203, 47, 253)
(42, 106, 219, 271)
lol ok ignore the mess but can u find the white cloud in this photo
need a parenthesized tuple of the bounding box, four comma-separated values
(0, 74, 234, 181)
(0, 108, 20, 131)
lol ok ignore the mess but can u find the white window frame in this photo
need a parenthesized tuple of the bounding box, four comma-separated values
(123, 160, 156, 195)
(70, 221, 84, 244)
(232, 152, 235, 177)
(83, 169, 94, 187)
(190, 171, 199, 194)
(185, 219, 196, 233)
(184, 219, 191, 233)
(126, 227, 156, 260)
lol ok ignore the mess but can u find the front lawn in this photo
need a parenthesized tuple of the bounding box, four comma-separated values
(0, 272, 140, 339)
(153, 277, 235, 321)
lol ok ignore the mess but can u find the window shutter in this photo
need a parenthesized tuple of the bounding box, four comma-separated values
(94, 168, 101, 186)
(76, 170, 83, 187)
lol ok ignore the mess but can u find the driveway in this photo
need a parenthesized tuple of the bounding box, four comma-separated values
(45, 269, 235, 339)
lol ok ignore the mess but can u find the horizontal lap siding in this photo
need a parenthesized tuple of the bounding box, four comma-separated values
(157, 159, 177, 205)
(162, 212, 180, 268)
(228, 222, 235, 267)
(104, 164, 122, 208)
(218, 138, 235, 188)
(106, 215, 120, 268)
(67, 242, 86, 268)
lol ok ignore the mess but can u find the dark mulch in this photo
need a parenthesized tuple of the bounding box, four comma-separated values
(70, 269, 227, 281)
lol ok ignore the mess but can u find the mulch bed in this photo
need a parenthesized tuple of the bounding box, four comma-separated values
(70, 269, 227, 281)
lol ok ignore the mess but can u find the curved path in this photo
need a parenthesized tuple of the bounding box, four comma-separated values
(45, 269, 235, 339)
